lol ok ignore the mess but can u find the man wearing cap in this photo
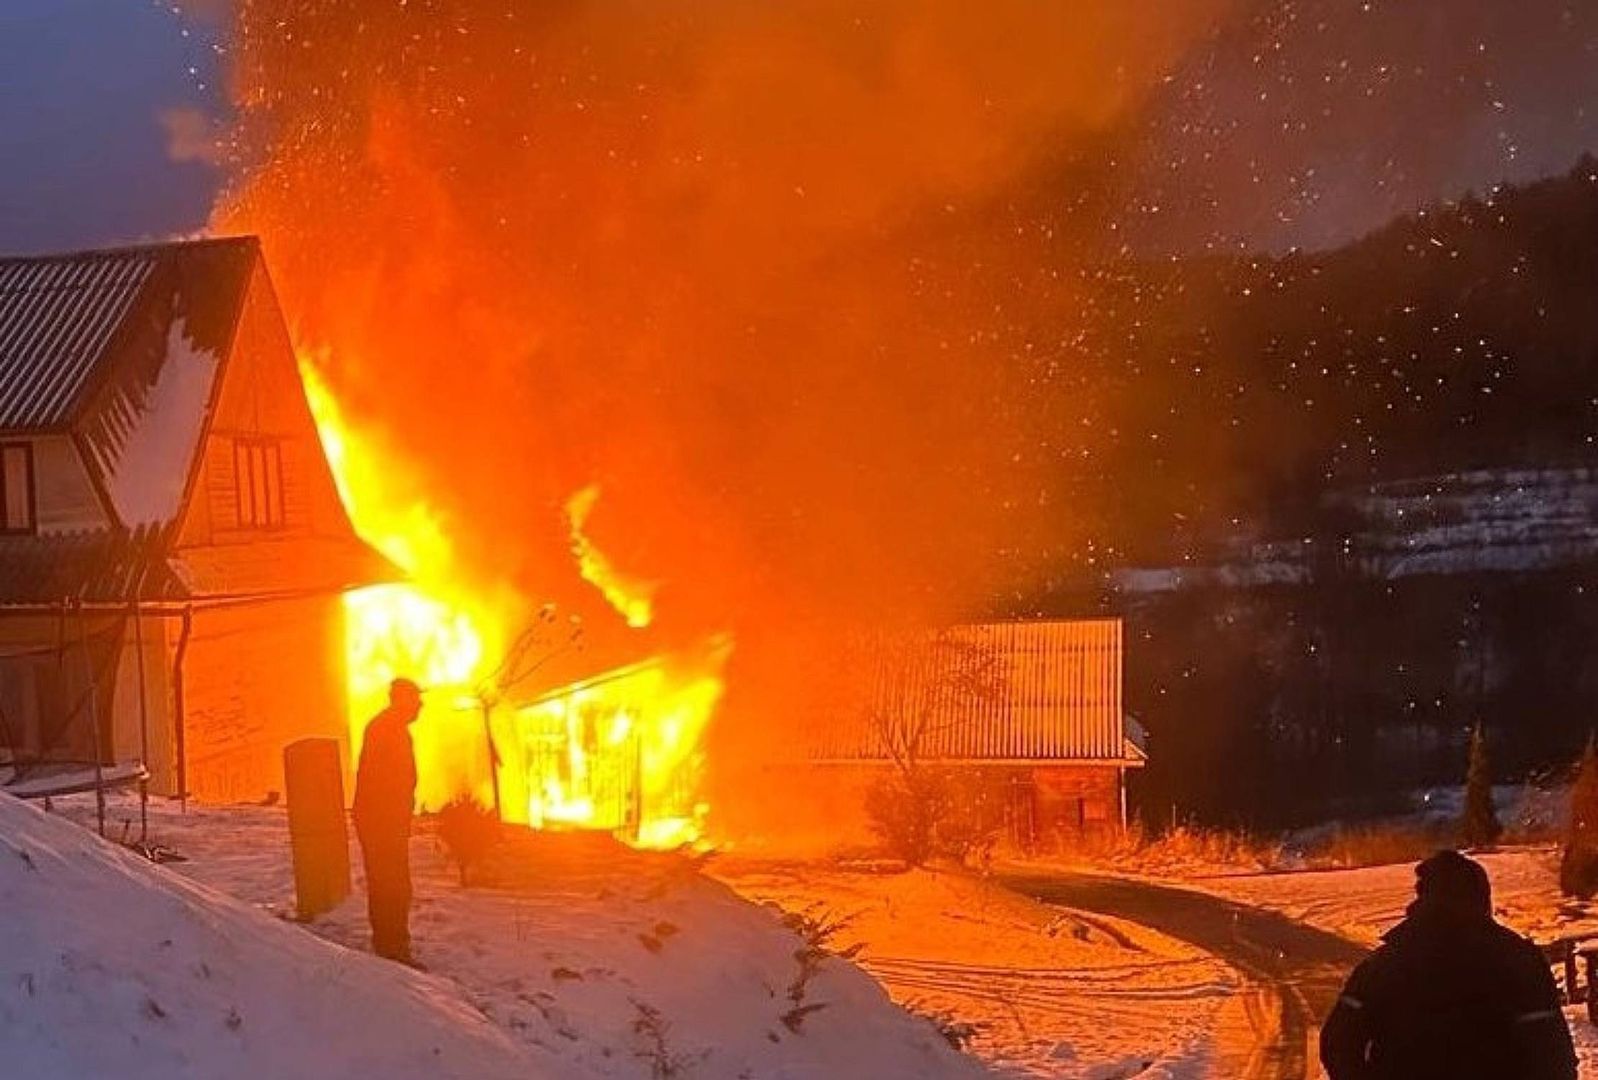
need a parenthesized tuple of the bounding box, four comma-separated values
(352, 677, 423, 962)
(1321, 849, 1576, 1079)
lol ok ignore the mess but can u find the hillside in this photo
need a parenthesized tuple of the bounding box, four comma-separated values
(1044, 159, 1598, 572)
(0, 794, 549, 1079)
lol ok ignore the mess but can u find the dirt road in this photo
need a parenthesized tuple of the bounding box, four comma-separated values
(1003, 872, 1368, 1080)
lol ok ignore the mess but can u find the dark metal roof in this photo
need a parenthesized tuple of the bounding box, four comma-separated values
(0, 250, 155, 429)
(0, 527, 184, 606)
(0, 238, 255, 432)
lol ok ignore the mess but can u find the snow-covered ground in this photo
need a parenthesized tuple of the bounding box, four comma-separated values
(1179, 846, 1598, 948)
(0, 793, 544, 1079)
(33, 794, 980, 1079)
(715, 861, 1252, 1078)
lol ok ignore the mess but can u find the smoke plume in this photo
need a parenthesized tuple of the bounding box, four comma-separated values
(209, 2, 1229, 790)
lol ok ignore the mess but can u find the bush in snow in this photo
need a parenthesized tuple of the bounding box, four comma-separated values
(1461, 724, 1503, 848)
(1561, 740, 1598, 898)
(436, 797, 502, 886)
(864, 771, 943, 867)
(864, 768, 1005, 867)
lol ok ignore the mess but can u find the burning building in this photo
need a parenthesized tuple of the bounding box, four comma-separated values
(0, 237, 392, 802)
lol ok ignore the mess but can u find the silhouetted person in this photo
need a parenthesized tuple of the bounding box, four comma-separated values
(352, 677, 422, 962)
(1321, 850, 1575, 1080)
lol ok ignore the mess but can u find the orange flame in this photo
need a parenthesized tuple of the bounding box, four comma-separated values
(565, 484, 658, 630)
(301, 357, 724, 846)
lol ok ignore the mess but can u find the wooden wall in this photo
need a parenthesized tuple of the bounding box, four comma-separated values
(176, 595, 348, 803)
(1030, 764, 1123, 843)
(179, 261, 353, 550)
(0, 613, 167, 786)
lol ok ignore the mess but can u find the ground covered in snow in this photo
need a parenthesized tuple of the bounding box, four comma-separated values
(0, 794, 542, 1079)
(715, 860, 1251, 1078)
(39, 794, 978, 1079)
(1181, 846, 1598, 948)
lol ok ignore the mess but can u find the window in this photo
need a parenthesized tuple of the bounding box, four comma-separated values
(0, 443, 35, 534)
(233, 438, 285, 529)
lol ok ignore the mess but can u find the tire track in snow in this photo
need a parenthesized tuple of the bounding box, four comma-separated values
(1004, 872, 1367, 1080)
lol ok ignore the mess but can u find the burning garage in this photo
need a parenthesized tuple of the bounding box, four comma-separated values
(0, 236, 392, 804)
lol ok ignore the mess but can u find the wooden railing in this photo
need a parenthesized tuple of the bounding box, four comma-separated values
(1543, 933, 1598, 1021)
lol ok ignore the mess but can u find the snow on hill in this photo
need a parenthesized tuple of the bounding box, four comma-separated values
(42, 795, 982, 1079)
(718, 862, 1250, 1077)
(0, 793, 551, 1079)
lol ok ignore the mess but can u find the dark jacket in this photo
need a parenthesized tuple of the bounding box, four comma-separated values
(351, 708, 417, 836)
(1321, 903, 1577, 1080)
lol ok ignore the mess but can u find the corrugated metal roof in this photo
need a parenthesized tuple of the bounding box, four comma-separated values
(0, 249, 158, 429)
(0, 526, 184, 606)
(812, 618, 1134, 764)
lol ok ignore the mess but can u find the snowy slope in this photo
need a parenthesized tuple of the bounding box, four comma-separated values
(719, 863, 1248, 1078)
(0, 793, 554, 1079)
(50, 796, 984, 1079)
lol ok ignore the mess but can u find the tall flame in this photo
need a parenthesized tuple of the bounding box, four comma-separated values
(301, 357, 724, 846)
(565, 484, 658, 630)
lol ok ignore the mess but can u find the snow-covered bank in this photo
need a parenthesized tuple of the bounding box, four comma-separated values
(45, 795, 980, 1079)
(1136, 846, 1598, 1076)
(716, 862, 1250, 1078)
(1170, 846, 1598, 949)
(0, 793, 548, 1079)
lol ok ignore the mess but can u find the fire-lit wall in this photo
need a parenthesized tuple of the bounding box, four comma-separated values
(177, 595, 348, 803)
(1029, 765, 1122, 844)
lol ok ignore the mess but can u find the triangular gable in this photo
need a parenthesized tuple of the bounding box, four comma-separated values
(0, 236, 395, 605)
(74, 239, 255, 531)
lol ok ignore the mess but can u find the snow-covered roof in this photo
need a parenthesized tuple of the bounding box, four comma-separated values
(0, 237, 397, 606)
(0, 247, 157, 429)
(0, 238, 250, 432)
(0, 237, 255, 532)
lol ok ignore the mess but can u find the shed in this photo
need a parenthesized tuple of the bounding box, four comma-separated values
(0, 236, 392, 805)
(810, 618, 1145, 845)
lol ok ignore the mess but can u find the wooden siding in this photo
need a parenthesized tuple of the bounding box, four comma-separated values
(0, 613, 168, 786)
(177, 595, 348, 803)
(180, 261, 354, 553)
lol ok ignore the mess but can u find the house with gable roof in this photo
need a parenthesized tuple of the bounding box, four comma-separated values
(0, 236, 392, 803)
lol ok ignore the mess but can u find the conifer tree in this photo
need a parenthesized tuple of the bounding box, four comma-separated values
(1462, 723, 1502, 848)
(1561, 738, 1598, 898)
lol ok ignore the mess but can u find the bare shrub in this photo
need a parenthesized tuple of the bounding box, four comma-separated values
(435, 798, 501, 885)
(1308, 824, 1445, 870)
(864, 767, 1007, 867)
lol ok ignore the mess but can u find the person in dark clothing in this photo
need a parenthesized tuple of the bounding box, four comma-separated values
(1321, 849, 1576, 1080)
(352, 677, 422, 962)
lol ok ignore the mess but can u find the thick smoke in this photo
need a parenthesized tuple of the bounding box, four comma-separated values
(209, 3, 1228, 792)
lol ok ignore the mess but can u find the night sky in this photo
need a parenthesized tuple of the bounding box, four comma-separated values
(0, 1, 223, 253)
(1, 1, 1596, 256)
